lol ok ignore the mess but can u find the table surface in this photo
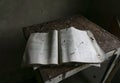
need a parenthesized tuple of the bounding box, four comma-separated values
(23, 15, 120, 81)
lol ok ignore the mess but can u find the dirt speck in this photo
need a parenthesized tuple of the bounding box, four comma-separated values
(90, 37, 94, 41)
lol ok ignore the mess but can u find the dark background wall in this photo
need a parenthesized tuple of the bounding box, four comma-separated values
(87, 0, 120, 28)
(0, 0, 89, 74)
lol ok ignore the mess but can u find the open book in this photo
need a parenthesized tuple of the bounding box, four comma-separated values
(23, 27, 105, 65)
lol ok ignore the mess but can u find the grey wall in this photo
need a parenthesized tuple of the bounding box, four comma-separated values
(87, 0, 120, 28)
(0, 0, 89, 73)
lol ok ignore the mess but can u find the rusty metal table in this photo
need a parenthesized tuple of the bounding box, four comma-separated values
(23, 15, 120, 83)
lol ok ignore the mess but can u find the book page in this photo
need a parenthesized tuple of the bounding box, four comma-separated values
(23, 30, 58, 65)
(87, 31, 105, 62)
(60, 27, 104, 63)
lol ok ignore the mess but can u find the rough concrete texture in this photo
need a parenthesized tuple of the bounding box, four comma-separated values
(0, 0, 89, 74)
